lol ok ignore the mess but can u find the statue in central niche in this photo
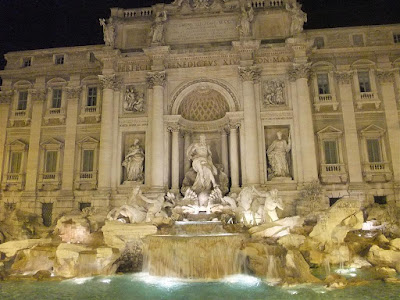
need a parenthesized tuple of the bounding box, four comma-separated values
(186, 134, 218, 194)
(267, 131, 291, 179)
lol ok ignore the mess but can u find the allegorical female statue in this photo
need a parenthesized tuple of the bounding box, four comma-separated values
(99, 18, 115, 48)
(186, 134, 218, 193)
(237, 4, 254, 38)
(267, 131, 291, 179)
(122, 139, 145, 182)
(150, 11, 167, 44)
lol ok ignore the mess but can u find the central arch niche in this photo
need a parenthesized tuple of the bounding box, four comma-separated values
(178, 88, 229, 121)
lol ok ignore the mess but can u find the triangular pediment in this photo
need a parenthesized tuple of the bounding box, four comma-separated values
(360, 124, 385, 134)
(317, 126, 342, 137)
(77, 136, 99, 145)
(9, 139, 28, 147)
(40, 138, 63, 147)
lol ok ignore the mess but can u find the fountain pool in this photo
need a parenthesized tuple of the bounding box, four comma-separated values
(1, 273, 399, 300)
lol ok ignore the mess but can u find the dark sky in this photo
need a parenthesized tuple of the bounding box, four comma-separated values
(1, 0, 400, 70)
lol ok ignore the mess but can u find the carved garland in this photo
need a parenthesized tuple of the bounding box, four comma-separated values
(65, 87, 82, 99)
(376, 70, 395, 83)
(169, 78, 239, 113)
(0, 91, 14, 104)
(29, 88, 47, 102)
(335, 71, 353, 85)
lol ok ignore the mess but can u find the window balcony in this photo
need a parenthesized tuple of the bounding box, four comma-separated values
(356, 92, 381, 109)
(363, 162, 392, 182)
(44, 108, 66, 124)
(320, 164, 348, 184)
(10, 110, 31, 126)
(314, 94, 339, 112)
(75, 171, 97, 190)
(38, 172, 61, 190)
(79, 106, 101, 123)
(2, 173, 25, 191)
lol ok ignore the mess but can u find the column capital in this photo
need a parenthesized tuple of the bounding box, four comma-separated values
(288, 63, 311, 82)
(65, 87, 82, 99)
(220, 127, 228, 135)
(167, 124, 180, 133)
(147, 71, 166, 88)
(335, 71, 354, 85)
(228, 122, 241, 130)
(238, 66, 261, 83)
(29, 88, 47, 102)
(99, 74, 117, 89)
(0, 90, 13, 104)
(376, 69, 396, 84)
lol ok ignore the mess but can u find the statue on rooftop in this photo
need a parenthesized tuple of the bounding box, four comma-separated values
(99, 18, 116, 48)
(286, 2, 307, 35)
(150, 11, 168, 44)
(237, 4, 254, 38)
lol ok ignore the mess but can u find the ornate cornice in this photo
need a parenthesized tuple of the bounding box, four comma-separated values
(288, 63, 311, 82)
(99, 74, 117, 89)
(238, 66, 261, 83)
(147, 71, 166, 88)
(29, 88, 47, 102)
(0, 90, 14, 104)
(376, 70, 395, 84)
(335, 71, 354, 85)
(65, 87, 82, 99)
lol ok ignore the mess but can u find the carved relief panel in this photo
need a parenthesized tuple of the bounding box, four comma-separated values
(123, 85, 146, 114)
(262, 79, 286, 108)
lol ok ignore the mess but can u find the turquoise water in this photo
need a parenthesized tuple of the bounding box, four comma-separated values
(0, 273, 399, 300)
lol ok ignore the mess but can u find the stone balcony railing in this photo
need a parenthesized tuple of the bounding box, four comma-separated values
(251, 0, 287, 8)
(313, 94, 339, 112)
(75, 171, 98, 190)
(79, 105, 101, 123)
(123, 7, 153, 18)
(2, 173, 25, 191)
(38, 172, 61, 190)
(363, 162, 392, 182)
(356, 91, 381, 109)
(44, 108, 66, 124)
(10, 109, 31, 126)
(320, 163, 348, 184)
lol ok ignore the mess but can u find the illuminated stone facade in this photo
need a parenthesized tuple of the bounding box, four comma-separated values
(0, 0, 399, 223)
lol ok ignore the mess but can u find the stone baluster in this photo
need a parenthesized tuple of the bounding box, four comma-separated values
(61, 87, 82, 191)
(98, 74, 116, 189)
(335, 71, 364, 184)
(220, 128, 229, 176)
(147, 71, 166, 190)
(169, 125, 180, 192)
(25, 88, 46, 192)
(376, 70, 400, 183)
(229, 123, 240, 190)
(239, 66, 261, 185)
(289, 64, 318, 182)
(0, 91, 13, 182)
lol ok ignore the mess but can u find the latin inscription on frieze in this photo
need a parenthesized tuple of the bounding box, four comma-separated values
(165, 16, 239, 44)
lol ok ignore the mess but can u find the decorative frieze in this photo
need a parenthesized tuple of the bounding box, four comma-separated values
(29, 88, 47, 102)
(288, 63, 311, 82)
(99, 74, 117, 89)
(376, 70, 395, 84)
(262, 80, 286, 107)
(65, 87, 82, 99)
(147, 71, 166, 88)
(0, 91, 13, 104)
(238, 66, 261, 82)
(335, 71, 354, 85)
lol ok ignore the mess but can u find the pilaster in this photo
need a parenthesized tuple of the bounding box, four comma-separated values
(169, 125, 180, 193)
(0, 91, 12, 185)
(228, 123, 240, 191)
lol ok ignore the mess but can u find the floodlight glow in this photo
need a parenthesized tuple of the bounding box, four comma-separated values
(223, 274, 261, 286)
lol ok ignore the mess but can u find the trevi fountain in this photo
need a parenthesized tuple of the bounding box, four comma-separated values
(0, 0, 400, 299)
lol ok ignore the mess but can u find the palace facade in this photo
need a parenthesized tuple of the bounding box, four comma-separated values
(0, 0, 399, 224)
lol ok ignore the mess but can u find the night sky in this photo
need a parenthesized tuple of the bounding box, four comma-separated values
(1, 0, 400, 70)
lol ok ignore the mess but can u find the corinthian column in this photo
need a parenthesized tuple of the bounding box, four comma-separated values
(289, 64, 318, 182)
(25, 89, 46, 191)
(98, 74, 116, 189)
(335, 71, 363, 183)
(169, 125, 180, 192)
(62, 87, 81, 191)
(220, 128, 229, 176)
(376, 70, 400, 183)
(229, 123, 240, 190)
(239, 66, 260, 185)
(0, 91, 13, 183)
(147, 71, 166, 190)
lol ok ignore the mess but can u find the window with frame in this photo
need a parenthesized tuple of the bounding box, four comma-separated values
(317, 73, 330, 95)
(51, 89, 62, 108)
(45, 151, 58, 173)
(17, 91, 28, 110)
(323, 140, 338, 164)
(22, 57, 31, 67)
(82, 149, 95, 172)
(55, 55, 64, 65)
(393, 33, 400, 43)
(9, 152, 22, 174)
(366, 139, 382, 163)
(358, 71, 371, 93)
(314, 37, 325, 49)
(87, 87, 97, 107)
(352, 34, 364, 46)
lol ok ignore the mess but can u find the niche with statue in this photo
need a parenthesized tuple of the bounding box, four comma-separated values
(122, 133, 146, 184)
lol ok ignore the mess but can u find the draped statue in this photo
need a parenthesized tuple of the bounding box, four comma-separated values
(122, 139, 145, 182)
(267, 131, 291, 179)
